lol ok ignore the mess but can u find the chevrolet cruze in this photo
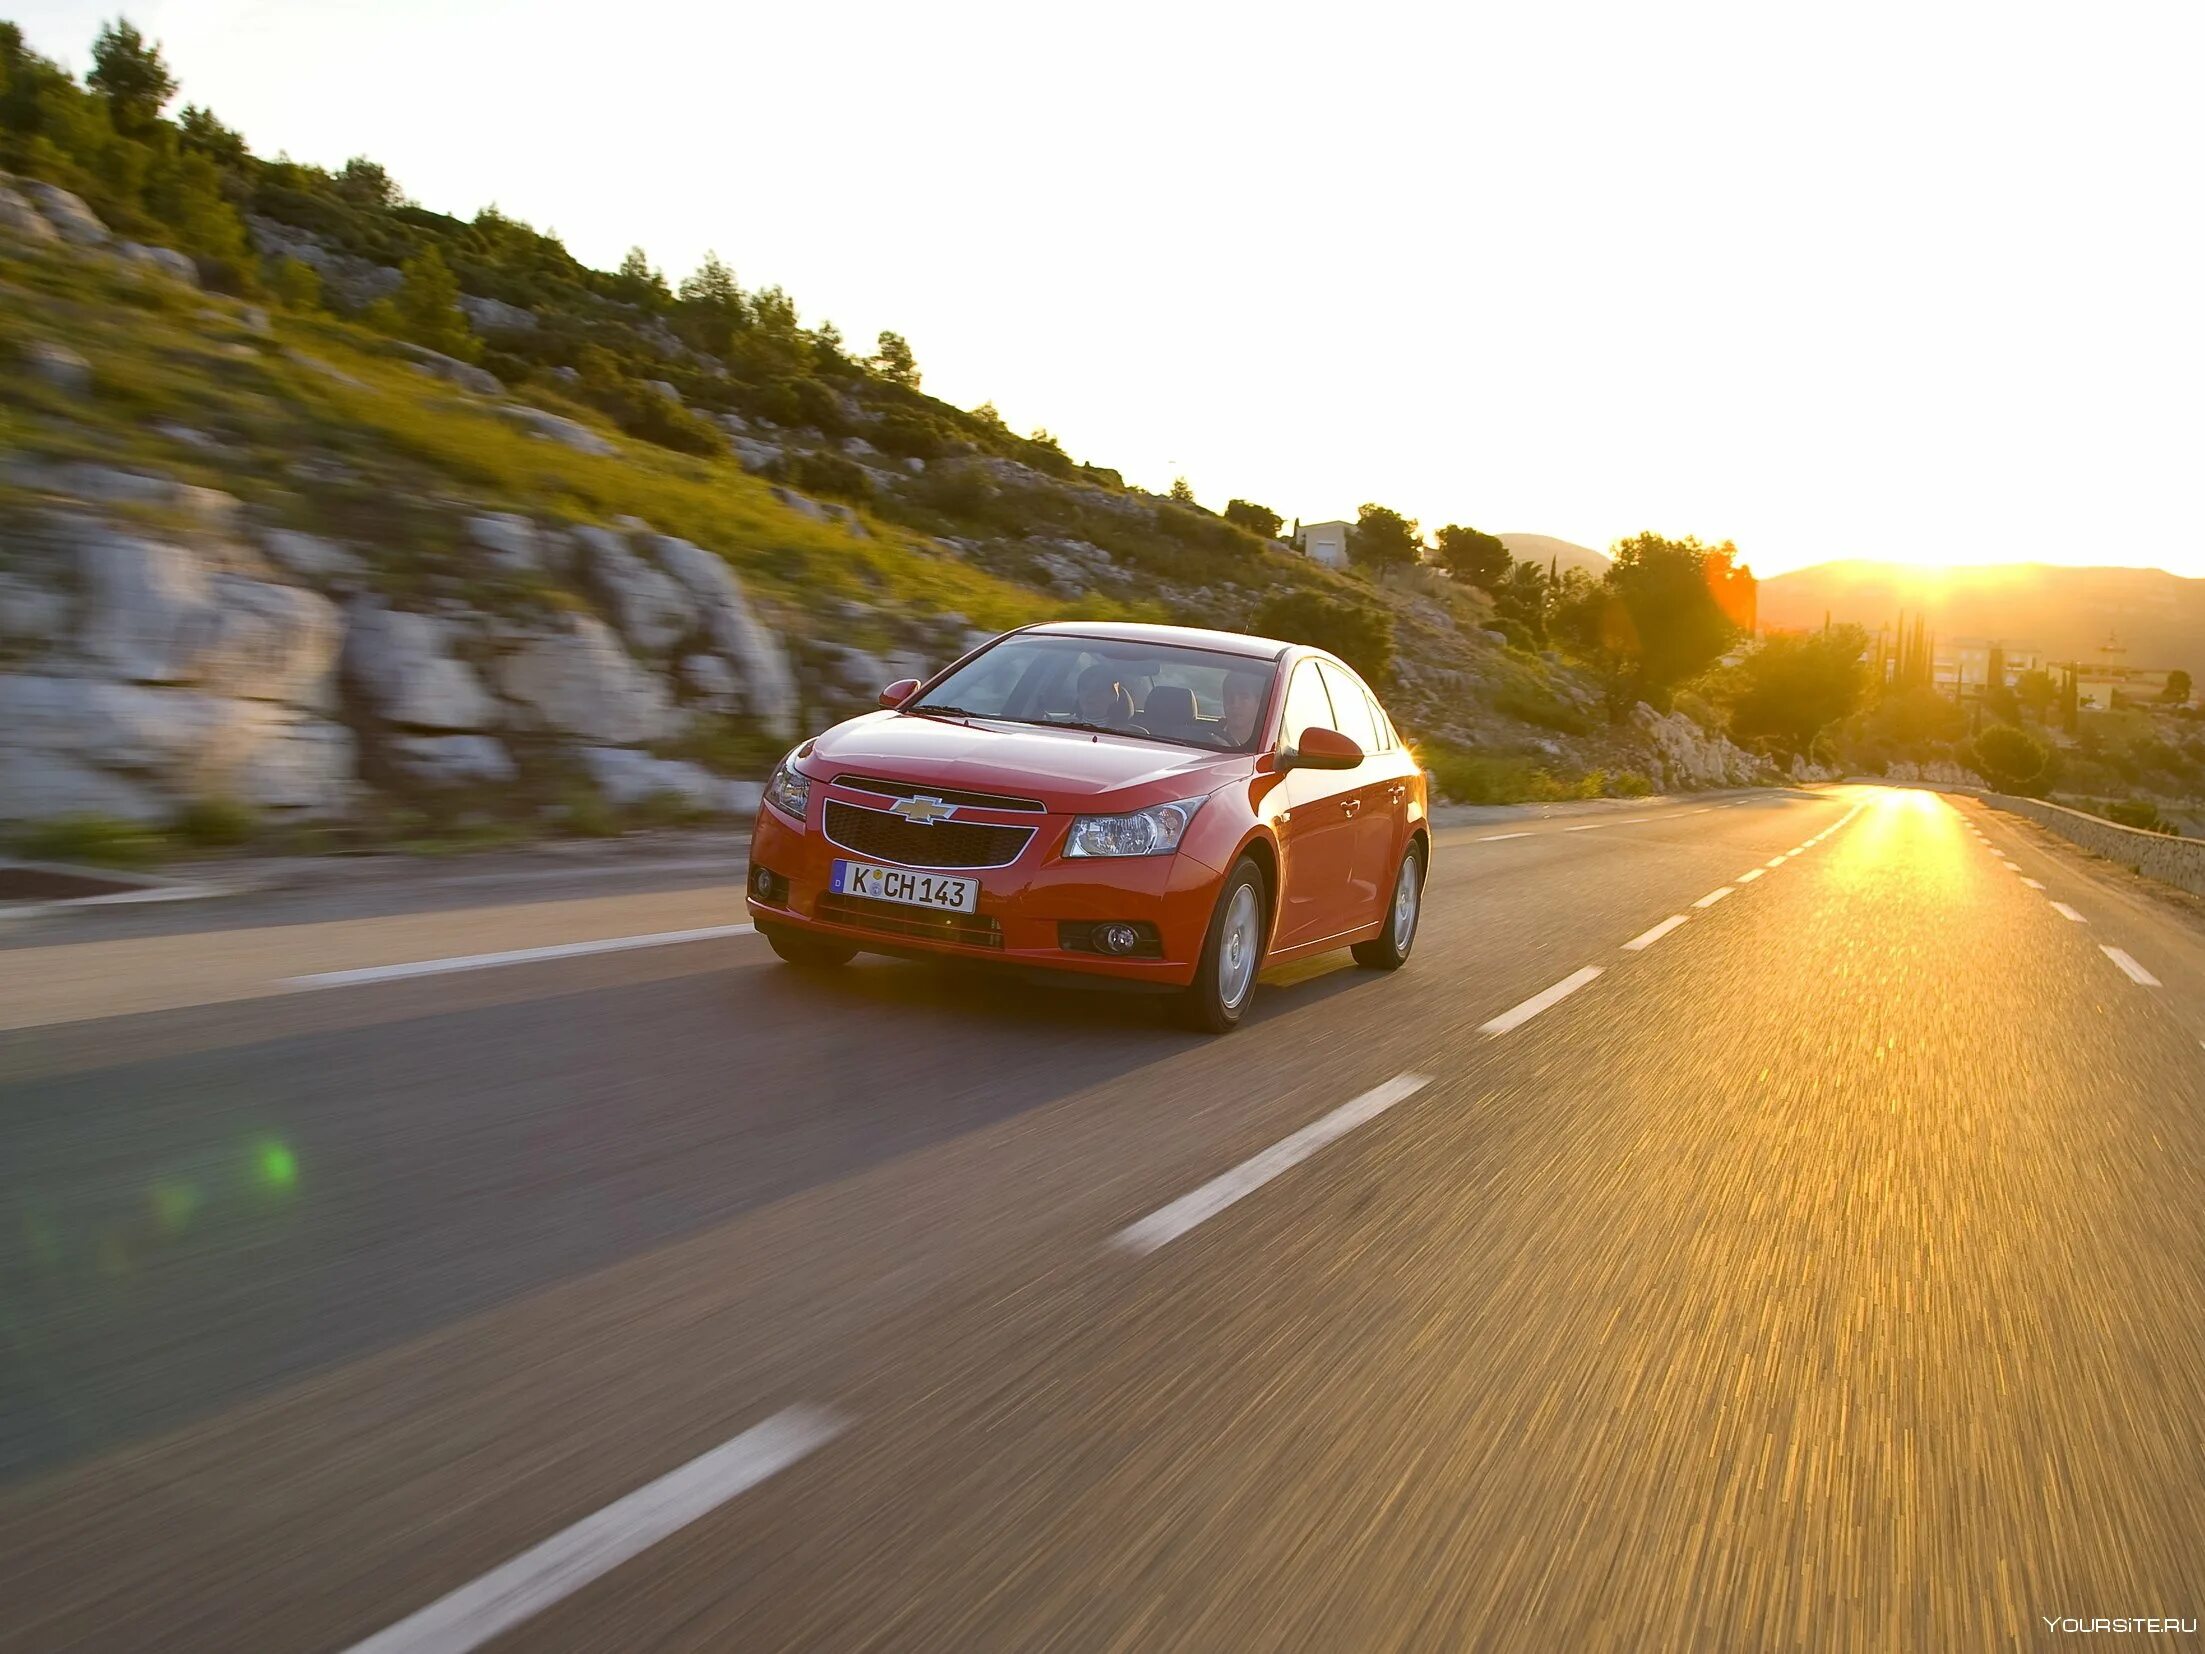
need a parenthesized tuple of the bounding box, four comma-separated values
(745, 621, 1429, 1030)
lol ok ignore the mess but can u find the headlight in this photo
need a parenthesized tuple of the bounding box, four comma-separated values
(1064, 796, 1206, 858)
(764, 760, 811, 823)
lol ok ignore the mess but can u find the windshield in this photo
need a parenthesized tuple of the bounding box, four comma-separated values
(909, 635, 1279, 753)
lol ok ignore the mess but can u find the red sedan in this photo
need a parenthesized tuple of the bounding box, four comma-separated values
(744, 622, 1429, 1030)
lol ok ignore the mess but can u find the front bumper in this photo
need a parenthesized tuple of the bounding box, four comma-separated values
(745, 800, 1221, 988)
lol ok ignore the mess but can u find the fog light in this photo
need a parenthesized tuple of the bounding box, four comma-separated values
(750, 866, 789, 905)
(1097, 922, 1141, 955)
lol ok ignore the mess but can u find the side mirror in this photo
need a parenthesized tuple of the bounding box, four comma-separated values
(879, 678, 922, 709)
(1281, 725, 1364, 771)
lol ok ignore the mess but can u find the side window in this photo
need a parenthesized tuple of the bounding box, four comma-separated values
(1280, 660, 1337, 749)
(1365, 692, 1396, 751)
(1317, 662, 1379, 753)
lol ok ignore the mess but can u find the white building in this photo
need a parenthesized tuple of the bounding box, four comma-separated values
(1294, 519, 1352, 570)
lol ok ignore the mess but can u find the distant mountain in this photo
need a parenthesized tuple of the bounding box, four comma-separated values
(1759, 562, 2204, 671)
(1499, 534, 1611, 580)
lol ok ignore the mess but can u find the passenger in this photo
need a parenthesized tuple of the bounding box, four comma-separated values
(1221, 669, 1270, 747)
(1074, 663, 1136, 727)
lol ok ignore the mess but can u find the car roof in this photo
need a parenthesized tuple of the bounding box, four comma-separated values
(1018, 620, 1296, 662)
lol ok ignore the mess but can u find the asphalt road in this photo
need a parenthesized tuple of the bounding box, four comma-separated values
(2, 786, 2201, 1652)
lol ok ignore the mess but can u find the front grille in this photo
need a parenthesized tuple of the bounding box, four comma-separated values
(823, 800, 1034, 869)
(832, 774, 1047, 812)
(817, 893, 1004, 950)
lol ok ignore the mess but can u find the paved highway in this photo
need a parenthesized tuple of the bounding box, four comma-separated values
(2, 786, 2201, 1651)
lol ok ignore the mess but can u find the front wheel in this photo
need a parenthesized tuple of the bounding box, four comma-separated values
(762, 923, 857, 969)
(1352, 846, 1422, 970)
(1177, 858, 1268, 1033)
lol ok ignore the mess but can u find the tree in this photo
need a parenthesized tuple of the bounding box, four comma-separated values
(1252, 590, 1396, 687)
(334, 155, 400, 208)
(872, 330, 919, 388)
(1603, 532, 1751, 703)
(1970, 723, 2058, 795)
(2016, 668, 2056, 716)
(1169, 476, 1198, 506)
(676, 251, 743, 354)
(176, 103, 246, 167)
(1491, 561, 1550, 645)
(1434, 523, 1510, 591)
(2164, 668, 2193, 704)
(1223, 499, 1283, 540)
(87, 18, 174, 136)
(389, 243, 472, 357)
(615, 246, 670, 305)
(1349, 503, 1421, 572)
(1723, 625, 1869, 757)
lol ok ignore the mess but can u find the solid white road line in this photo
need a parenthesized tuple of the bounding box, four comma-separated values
(2020, 877, 2045, 889)
(1478, 967, 1604, 1036)
(342, 1406, 842, 1654)
(2101, 947, 2162, 988)
(1113, 1073, 1433, 1255)
(1474, 831, 1531, 842)
(1693, 887, 1734, 908)
(1623, 915, 1689, 951)
(2050, 903, 2087, 923)
(287, 925, 757, 990)
(1737, 869, 1765, 883)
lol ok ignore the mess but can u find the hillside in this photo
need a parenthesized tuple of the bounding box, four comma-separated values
(1499, 534, 1611, 580)
(1760, 561, 2204, 672)
(0, 20, 1791, 855)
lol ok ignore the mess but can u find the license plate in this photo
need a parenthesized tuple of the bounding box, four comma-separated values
(830, 860, 980, 914)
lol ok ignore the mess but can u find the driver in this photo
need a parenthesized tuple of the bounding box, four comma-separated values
(1074, 662, 1137, 728)
(1221, 669, 1270, 746)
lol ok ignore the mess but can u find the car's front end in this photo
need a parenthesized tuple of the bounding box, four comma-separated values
(744, 729, 1252, 990)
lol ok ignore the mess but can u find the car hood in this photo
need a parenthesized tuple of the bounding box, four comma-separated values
(802, 712, 1251, 805)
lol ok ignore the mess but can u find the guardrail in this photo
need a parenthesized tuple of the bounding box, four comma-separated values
(1981, 793, 2205, 897)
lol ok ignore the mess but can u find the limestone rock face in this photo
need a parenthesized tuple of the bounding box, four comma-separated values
(575, 526, 693, 654)
(496, 614, 677, 745)
(20, 180, 110, 246)
(341, 602, 498, 731)
(388, 734, 518, 786)
(647, 535, 797, 737)
(21, 339, 90, 395)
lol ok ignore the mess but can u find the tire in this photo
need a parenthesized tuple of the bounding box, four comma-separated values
(1176, 857, 1269, 1033)
(763, 923, 857, 969)
(1352, 844, 1423, 970)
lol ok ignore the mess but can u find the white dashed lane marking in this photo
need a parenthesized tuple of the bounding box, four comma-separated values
(2020, 877, 2045, 889)
(342, 1406, 843, 1654)
(1479, 967, 1604, 1036)
(285, 925, 758, 990)
(1693, 887, 1734, 908)
(1737, 870, 1765, 884)
(2101, 947, 2162, 988)
(1113, 1073, 1434, 1253)
(1623, 915, 1689, 951)
(2050, 903, 2088, 923)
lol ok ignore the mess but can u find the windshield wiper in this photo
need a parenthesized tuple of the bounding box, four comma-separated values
(907, 704, 998, 720)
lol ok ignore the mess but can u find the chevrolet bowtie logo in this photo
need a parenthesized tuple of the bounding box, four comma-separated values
(888, 794, 959, 825)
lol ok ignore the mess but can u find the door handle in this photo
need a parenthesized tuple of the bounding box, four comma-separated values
(1342, 798, 1363, 818)
(1388, 783, 1406, 802)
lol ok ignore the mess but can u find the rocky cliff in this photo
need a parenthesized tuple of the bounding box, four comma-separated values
(1, 177, 1770, 847)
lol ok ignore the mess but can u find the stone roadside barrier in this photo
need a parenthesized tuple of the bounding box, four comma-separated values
(1983, 792, 2205, 898)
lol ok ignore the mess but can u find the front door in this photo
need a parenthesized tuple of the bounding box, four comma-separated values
(1273, 660, 1362, 950)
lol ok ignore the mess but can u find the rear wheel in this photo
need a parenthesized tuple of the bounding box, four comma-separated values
(1352, 845, 1422, 970)
(762, 923, 856, 969)
(1177, 858, 1268, 1033)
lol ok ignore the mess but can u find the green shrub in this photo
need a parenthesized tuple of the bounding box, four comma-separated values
(2103, 798, 2175, 834)
(788, 450, 870, 500)
(554, 789, 619, 837)
(1250, 589, 1396, 687)
(12, 813, 169, 867)
(1493, 683, 1593, 735)
(1608, 769, 1655, 797)
(174, 795, 258, 846)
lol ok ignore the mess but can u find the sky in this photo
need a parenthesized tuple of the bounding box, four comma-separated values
(13, 0, 2204, 578)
